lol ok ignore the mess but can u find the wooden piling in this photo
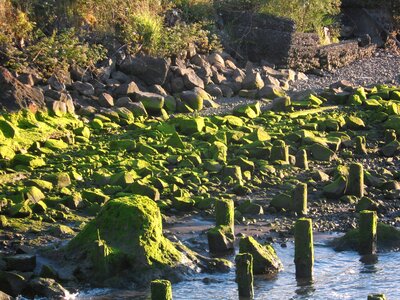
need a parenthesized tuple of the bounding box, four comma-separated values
(368, 294, 386, 300)
(292, 183, 307, 215)
(151, 279, 172, 300)
(355, 136, 367, 155)
(347, 163, 364, 198)
(295, 149, 308, 169)
(359, 210, 377, 255)
(215, 198, 234, 233)
(270, 140, 289, 164)
(294, 218, 314, 279)
(235, 253, 254, 299)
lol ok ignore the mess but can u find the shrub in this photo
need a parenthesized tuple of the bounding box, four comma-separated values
(6, 29, 107, 77)
(259, 0, 341, 34)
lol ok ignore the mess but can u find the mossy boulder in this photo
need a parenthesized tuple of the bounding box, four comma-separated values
(384, 115, 400, 133)
(309, 143, 336, 161)
(126, 182, 160, 201)
(67, 196, 183, 282)
(207, 225, 234, 253)
(270, 193, 292, 211)
(355, 196, 378, 212)
(0, 120, 19, 138)
(323, 175, 347, 198)
(239, 236, 282, 275)
(12, 154, 45, 169)
(0, 146, 15, 160)
(346, 116, 365, 130)
(44, 139, 69, 150)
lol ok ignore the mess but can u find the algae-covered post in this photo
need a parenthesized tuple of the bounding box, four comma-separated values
(359, 210, 377, 255)
(292, 183, 307, 216)
(235, 253, 254, 299)
(355, 136, 367, 155)
(347, 163, 364, 198)
(215, 198, 234, 232)
(151, 279, 172, 300)
(295, 149, 308, 169)
(270, 140, 289, 164)
(294, 218, 314, 279)
(207, 198, 235, 253)
(367, 294, 386, 300)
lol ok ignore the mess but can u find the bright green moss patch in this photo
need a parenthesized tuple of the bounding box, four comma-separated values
(67, 195, 182, 279)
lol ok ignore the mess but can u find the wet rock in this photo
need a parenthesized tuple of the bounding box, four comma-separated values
(28, 278, 68, 299)
(0, 271, 27, 297)
(207, 226, 235, 253)
(239, 236, 282, 275)
(5, 254, 36, 272)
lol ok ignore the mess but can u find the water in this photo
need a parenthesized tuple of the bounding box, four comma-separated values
(77, 235, 400, 299)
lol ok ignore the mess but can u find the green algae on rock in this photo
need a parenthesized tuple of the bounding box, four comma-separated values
(239, 236, 282, 275)
(67, 195, 183, 283)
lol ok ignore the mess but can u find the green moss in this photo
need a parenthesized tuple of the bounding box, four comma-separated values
(239, 236, 282, 275)
(333, 223, 400, 251)
(151, 279, 172, 300)
(68, 196, 182, 278)
(294, 218, 313, 278)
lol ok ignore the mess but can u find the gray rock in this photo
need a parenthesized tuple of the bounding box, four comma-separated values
(111, 71, 130, 83)
(183, 69, 205, 89)
(98, 93, 114, 107)
(0, 271, 27, 297)
(115, 96, 133, 107)
(208, 53, 225, 69)
(29, 278, 68, 299)
(72, 81, 95, 96)
(242, 71, 264, 90)
(206, 84, 223, 98)
(114, 81, 140, 97)
(120, 56, 170, 85)
(171, 77, 185, 93)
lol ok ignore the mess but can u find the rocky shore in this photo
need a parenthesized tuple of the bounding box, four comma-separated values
(0, 48, 400, 299)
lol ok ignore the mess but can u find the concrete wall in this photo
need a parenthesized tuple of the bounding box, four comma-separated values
(219, 10, 377, 71)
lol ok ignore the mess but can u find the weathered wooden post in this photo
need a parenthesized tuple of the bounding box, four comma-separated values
(151, 279, 172, 300)
(235, 253, 254, 299)
(359, 210, 377, 255)
(292, 183, 307, 216)
(355, 136, 367, 155)
(368, 294, 386, 300)
(295, 149, 308, 169)
(384, 129, 396, 144)
(270, 140, 289, 164)
(207, 198, 235, 253)
(347, 163, 364, 198)
(294, 218, 314, 279)
(215, 198, 234, 232)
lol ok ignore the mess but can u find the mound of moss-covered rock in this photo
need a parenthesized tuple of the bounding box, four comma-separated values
(332, 223, 400, 251)
(67, 195, 187, 285)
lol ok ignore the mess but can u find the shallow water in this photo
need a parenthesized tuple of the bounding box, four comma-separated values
(77, 234, 400, 299)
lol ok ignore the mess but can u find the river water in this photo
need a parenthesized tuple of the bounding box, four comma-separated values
(76, 234, 400, 299)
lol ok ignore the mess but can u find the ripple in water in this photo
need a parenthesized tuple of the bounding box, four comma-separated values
(77, 237, 400, 299)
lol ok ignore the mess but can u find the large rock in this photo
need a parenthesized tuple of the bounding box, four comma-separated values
(134, 91, 164, 114)
(239, 236, 282, 275)
(120, 56, 170, 85)
(67, 196, 183, 283)
(0, 67, 45, 110)
(242, 71, 264, 90)
(179, 90, 203, 111)
(183, 69, 205, 90)
(28, 278, 68, 299)
(323, 175, 347, 198)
